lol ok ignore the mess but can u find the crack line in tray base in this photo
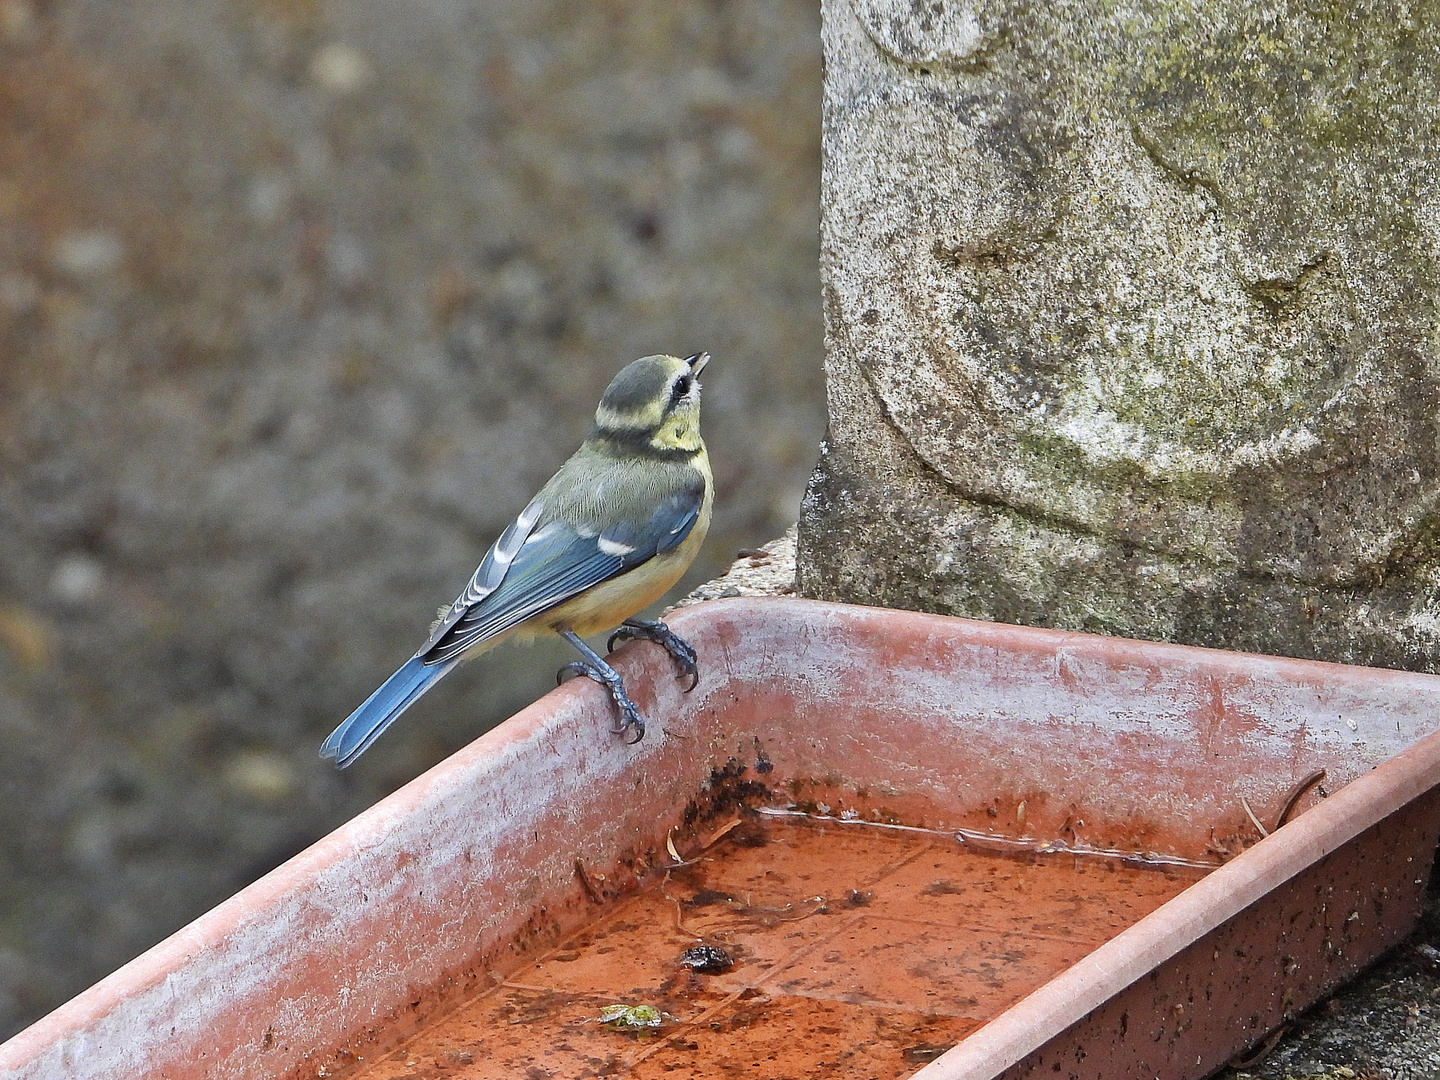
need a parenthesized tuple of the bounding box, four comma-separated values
(756, 806, 1218, 871)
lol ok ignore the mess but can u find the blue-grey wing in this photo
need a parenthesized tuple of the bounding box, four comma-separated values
(417, 495, 547, 657)
(421, 480, 704, 664)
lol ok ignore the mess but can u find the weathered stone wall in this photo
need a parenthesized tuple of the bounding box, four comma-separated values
(800, 0, 1440, 671)
(0, 0, 820, 1038)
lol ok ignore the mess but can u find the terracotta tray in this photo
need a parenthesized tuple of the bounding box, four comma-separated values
(5, 597, 1440, 1080)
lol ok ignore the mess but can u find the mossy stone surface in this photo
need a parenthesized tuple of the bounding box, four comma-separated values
(802, 0, 1440, 668)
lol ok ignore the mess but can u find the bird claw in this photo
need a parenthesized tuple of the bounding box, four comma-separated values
(615, 701, 646, 743)
(607, 618, 700, 692)
(556, 661, 589, 686)
(556, 656, 647, 743)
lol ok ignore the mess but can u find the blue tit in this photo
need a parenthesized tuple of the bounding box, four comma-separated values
(320, 352, 713, 769)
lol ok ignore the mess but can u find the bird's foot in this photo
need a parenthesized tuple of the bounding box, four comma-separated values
(607, 617, 699, 691)
(557, 657, 646, 743)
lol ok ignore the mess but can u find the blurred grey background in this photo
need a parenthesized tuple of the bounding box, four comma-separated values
(0, 0, 822, 1038)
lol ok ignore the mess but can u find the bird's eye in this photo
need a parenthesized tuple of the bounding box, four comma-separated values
(669, 375, 693, 408)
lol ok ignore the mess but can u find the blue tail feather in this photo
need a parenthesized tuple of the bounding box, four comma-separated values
(320, 656, 456, 768)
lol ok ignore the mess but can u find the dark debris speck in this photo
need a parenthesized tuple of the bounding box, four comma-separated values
(679, 945, 734, 974)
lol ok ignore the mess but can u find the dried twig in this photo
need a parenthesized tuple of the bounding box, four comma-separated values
(703, 818, 744, 848)
(668, 894, 704, 939)
(574, 858, 602, 904)
(1274, 769, 1327, 831)
(1226, 1024, 1289, 1068)
(1240, 796, 1270, 838)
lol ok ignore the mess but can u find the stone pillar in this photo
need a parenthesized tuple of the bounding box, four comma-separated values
(799, 0, 1440, 670)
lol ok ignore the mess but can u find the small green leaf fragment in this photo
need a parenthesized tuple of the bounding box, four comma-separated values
(597, 1003, 663, 1029)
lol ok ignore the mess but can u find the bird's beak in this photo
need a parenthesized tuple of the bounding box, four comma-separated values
(685, 351, 710, 375)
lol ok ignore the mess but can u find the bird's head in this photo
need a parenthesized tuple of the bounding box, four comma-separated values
(593, 352, 709, 454)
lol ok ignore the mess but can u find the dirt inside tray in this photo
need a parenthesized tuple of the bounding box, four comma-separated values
(342, 814, 1207, 1079)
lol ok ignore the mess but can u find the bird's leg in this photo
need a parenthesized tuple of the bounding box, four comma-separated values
(607, 617, 699, 691)
(557, 629, 646, 742)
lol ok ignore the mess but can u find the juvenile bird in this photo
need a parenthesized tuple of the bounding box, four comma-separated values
(320, 352, 713, 769)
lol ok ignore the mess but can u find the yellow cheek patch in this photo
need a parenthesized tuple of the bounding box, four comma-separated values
(650, 412, 702, 453)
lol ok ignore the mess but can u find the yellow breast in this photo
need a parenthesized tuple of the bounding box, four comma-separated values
(541, 453, 712, 639)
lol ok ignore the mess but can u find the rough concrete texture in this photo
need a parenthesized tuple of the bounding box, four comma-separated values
(799, 0, 1440, 672)
(676, 525, 797, 604)
(0, 0, 821, 1039)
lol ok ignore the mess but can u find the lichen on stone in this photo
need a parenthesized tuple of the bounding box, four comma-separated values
(804, 0, 1440, 669)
